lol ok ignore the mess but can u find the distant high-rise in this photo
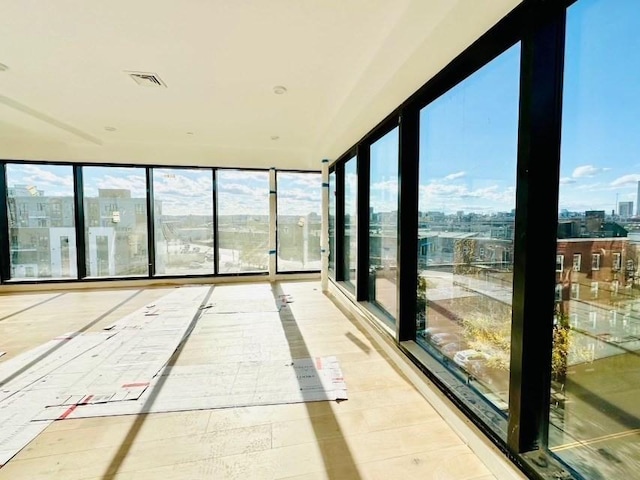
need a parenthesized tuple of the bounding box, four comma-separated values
(619, 201, 634, 218)
(637, 181, 640, 216)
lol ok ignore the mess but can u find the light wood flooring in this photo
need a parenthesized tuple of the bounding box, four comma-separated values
(0, 280, 499, 480)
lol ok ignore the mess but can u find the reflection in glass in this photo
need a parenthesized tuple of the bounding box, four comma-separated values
(6, 164, 77, 279)
(217, 170, 269, 273)
(153, 168, 214, 275)
(550, 1, 640, 477)
(83, 166, 148, 277)
(416, 43, 520, 418)
(329, 170, 336, 277)
(276, 172, 321, 272)
(368, 128, 399, 320)
(344, 156, 357, 288)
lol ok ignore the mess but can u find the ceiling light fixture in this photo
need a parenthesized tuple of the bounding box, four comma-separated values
(186, 132, 194, 135)
(271, 135, 280, 141)
(104, 126, 117, 132)
(0, 63, 9, 72)
(273, 86, 287, 95)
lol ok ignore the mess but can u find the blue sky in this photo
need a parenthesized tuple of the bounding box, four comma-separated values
(559, 0, 640, 214)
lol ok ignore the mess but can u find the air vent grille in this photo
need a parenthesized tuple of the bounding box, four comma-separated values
(125, 71, 167, 88)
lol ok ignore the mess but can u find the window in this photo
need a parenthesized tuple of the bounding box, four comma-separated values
(152, 168, 214, 276)
(572, 253, 581, 272)
(416, 42, 521, 424)
(571, 283, 580, 300)
(343, 156, 357, 289)
(550, 2, 640, 478)
(83, 166, 148, 277)
(276, 171, 322, 272)
(216, 169, 269, 273)
(556, 254, 564, 272)
(368, 127, 399, 320)
(6, 164, 77, 279)
(612, 252, 621, 271)
(328, 170, 336, 277)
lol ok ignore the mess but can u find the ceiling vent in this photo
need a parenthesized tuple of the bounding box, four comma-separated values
(125, 71, 167, 88)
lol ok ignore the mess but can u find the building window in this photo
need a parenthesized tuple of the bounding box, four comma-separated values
(591, 281, 599, 298)
(276, 171, 322, 273)
(368, 126, 399, 321)
(416, 41, 521, 429)
(592, 253, 600, 271)
(5, 164, 77, 280)
(83, 166, 149, 277)
(612, 252, 621, 271)
(152, 168, 214, 276)
(217, 170, 269, 273)
(343, 156, 357, 289)
(571, 283, 579, 299)
(572, 253, 581, 272)
(556, 254, 564, 272)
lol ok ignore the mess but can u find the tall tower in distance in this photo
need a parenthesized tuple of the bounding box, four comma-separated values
(637, 181, 640, 216)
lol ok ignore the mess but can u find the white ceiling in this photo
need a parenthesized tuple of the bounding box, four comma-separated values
(0, 0, 520, 170)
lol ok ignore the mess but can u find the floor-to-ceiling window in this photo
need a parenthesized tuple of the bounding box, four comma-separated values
(5, 164, 77, 280)
(343, 156, 357, 289)
(550, 1, 640, 477)
(328, 169, 336, 278)
(83, 166, 148, 277)
(216, 169, 269, 273)
(276, 171, 322, 272)
(368, 127, 399, 319)
(416, 42, 521, 416)
(152, 168, 214, 276)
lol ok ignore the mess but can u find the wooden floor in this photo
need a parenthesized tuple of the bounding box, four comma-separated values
(0, 280, 498, 480)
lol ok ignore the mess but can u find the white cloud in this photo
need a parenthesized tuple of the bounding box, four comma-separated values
(371, 180, 398, 194)
(16, 165, 74, 193)
(560, 177, 576, 185)
(572, 165, 610, 178)
(443, 171, 466, 181)
(418, 181, 515, 212)
(610, 174, 640, 188)
(96, 174, 147, 197)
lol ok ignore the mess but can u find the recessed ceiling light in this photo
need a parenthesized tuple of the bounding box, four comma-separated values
(186, 132, 194, 135)
(271, 135, 280, 141)
(273, 86, 287, 95)
(0, 63, 9, 72)
(104, 126, 117, 132)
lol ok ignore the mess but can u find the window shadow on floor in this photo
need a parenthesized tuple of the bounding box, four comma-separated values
(271, 281, 362, 479)
(100, 286, 215, 479)
(0, 290, 142, 388)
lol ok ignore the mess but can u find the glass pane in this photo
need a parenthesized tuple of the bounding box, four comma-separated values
(83, 166, 149, 277)
(344, 156, 357, 288)
(550, 1, 640, 477)
(6, 164, 77, 279)
(369, 128, 399, 320)
(153, 168, 214, 275)
(417, 43, 520, 420)
(217, 169, 269, 273)
(329, 170, 336, 277)
(276, 172, 321, 272)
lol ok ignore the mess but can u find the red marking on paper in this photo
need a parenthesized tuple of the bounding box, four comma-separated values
(122, 382, 149, 388)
